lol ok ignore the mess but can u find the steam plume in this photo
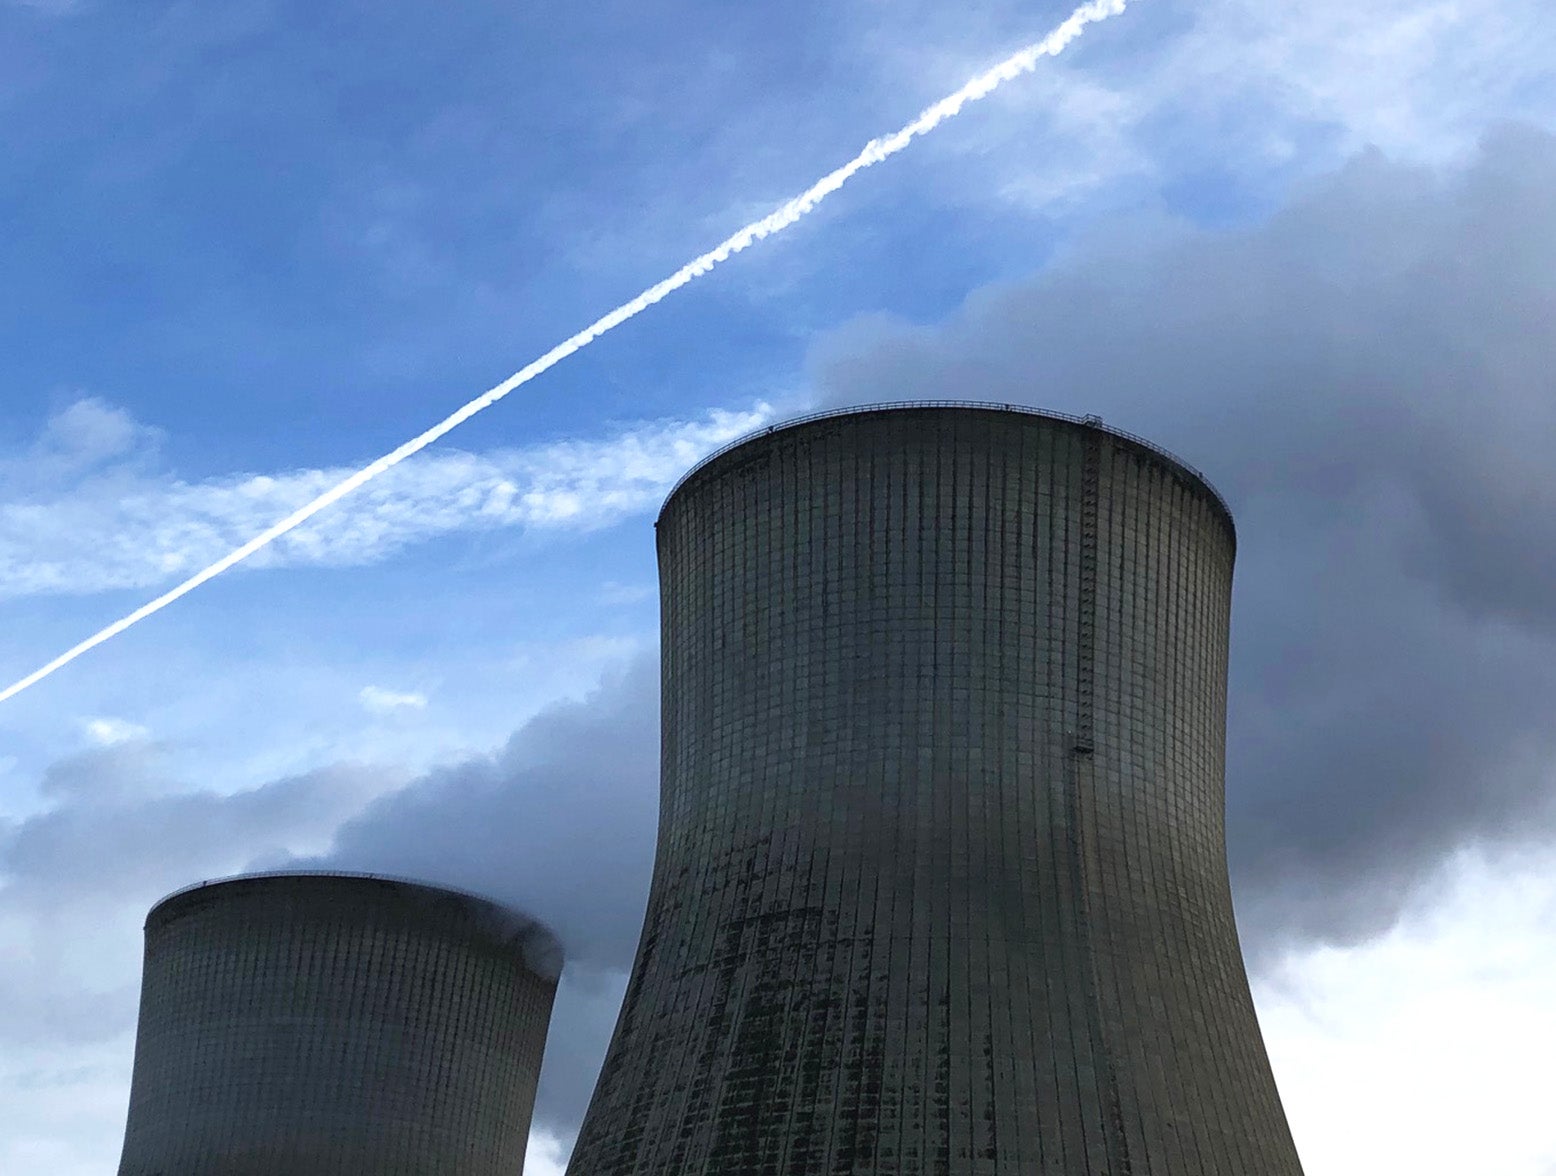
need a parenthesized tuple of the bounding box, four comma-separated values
(0, 0, 1130, 705)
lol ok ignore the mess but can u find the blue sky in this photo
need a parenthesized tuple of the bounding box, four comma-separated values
(4, 0, 1556, 1172)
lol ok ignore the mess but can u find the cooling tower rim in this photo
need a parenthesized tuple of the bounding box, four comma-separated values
(660, 400, 1235, 540)
(146, 870, 564, 978)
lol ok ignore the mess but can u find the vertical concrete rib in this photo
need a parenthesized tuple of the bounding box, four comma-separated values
(568, 404, 1303, 1175)
(117, 872, 561, 1176)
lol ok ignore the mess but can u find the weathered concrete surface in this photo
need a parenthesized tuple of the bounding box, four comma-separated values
(118, 872, 560, 1176)
(568, 405, 1302, 1175)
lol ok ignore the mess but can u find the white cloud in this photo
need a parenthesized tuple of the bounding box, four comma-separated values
(523, 1130, 570, 1176)
(1256, 842, 1556, 1175)
(358, 686, 429, 714)
(81, 718, 150, 747)
(0, 401, 771, 601)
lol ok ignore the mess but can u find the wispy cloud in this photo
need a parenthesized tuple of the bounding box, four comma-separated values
(0, 402, 771, 601)
(1185, 0, 1556, 159)
(81, 718, 150, 747)
(862, 0, 1556, 218)
(0, 397, 161, 494)
(358, 686, 428, 714)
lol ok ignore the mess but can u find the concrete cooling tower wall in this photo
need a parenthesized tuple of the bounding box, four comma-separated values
(117, 871, 561, 1176)
(566, 404, 1303, 1175)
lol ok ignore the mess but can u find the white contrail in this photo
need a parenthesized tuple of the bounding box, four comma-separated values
(0, 0, 1129, 706)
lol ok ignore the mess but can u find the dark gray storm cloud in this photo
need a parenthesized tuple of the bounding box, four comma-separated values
(313, 657, 660, 971)
(810, 123, 1556, 954)
(304, 658, 661, 1140)
(0, 742, 382, 1048)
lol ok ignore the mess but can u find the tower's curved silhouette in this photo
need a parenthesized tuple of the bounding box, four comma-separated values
(568, 404, 1302, 1174)
(118, 871, 561, 1176)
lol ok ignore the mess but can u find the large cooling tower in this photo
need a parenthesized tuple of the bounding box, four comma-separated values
(567, 405, 1302, 1174)
(118, 871, 561, 1176)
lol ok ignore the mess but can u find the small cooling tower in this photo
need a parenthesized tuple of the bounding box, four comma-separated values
(118, 871, 560, 1176)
